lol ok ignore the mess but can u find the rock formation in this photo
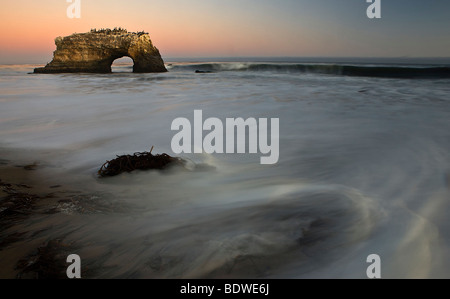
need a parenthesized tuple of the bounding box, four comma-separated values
(34, 28, 167, 73)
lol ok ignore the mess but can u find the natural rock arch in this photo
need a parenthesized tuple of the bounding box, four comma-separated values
(34, 29, 167, 73)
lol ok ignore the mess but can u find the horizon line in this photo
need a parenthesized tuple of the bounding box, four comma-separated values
(2, 56, 450, 66)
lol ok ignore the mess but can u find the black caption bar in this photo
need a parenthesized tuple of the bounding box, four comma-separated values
(3, 279, 388, 298)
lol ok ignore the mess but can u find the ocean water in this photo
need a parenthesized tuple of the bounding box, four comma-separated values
(1, 59, 450, 278)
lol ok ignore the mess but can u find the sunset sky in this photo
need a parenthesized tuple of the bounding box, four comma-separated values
(1, 0, 449, 64)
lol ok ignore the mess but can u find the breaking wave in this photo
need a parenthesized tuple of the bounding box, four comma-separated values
(168, 62, 450, 79)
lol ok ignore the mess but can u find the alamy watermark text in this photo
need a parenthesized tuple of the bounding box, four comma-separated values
(171, 110, 279, 165)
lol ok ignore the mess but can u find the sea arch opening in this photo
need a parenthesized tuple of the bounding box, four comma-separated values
(111, 56, 134, 73)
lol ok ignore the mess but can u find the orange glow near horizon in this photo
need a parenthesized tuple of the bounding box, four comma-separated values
(0, 0, 344, 63)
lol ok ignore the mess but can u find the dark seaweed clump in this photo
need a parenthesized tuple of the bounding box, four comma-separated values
(98, 147, 184, 177)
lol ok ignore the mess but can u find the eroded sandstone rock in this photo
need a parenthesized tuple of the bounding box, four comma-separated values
(34, 29, 167, 73)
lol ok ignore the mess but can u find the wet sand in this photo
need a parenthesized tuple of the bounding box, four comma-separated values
(0, 148, 112, 278)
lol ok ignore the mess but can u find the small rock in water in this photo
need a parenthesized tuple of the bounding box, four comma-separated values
(195, 70, 213, 74)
